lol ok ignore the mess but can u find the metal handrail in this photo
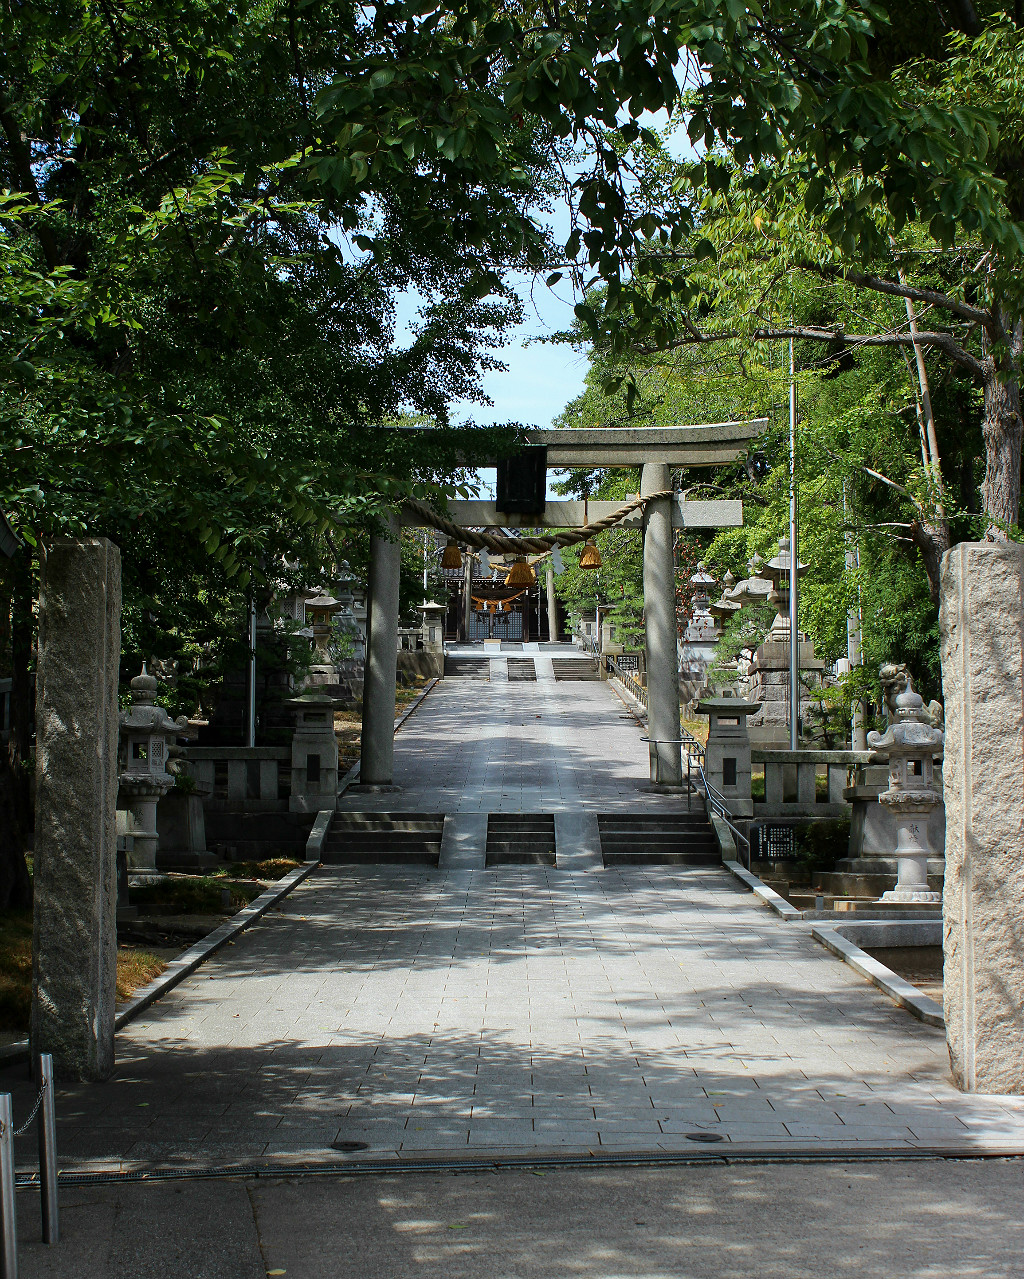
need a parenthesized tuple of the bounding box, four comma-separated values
(606, 656, 648, 709)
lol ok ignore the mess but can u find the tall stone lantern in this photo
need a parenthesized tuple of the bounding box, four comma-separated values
(867, 680, 944, 903)
(418, 600, 446, 655)
(119, 666, 182, 874)
(304, 592, 342, 688)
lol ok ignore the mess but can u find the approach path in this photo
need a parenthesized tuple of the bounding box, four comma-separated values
(5, 655, 1024, 1171)
(340, 641, 689, 814)
(9, 863, 1024, 1171)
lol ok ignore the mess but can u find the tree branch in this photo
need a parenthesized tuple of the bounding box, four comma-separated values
(803, 262, 992, 328)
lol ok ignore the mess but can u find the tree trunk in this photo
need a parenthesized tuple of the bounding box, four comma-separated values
(981, 366, 1024, 538)
(910, 518, 951, 605)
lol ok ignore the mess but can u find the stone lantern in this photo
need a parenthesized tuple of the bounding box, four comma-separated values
(119, 666, 183, 875)
(695, 691, 762, 817)
(418, 600, 446, 655)
(867, 679, 944, 903)
(304, 592, 342, 688)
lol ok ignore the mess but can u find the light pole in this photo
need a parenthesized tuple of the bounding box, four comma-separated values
(788, 338, 799, 751)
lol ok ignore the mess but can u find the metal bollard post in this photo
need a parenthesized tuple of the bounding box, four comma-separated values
(0, 1094, 18, 1279)
(36, 1056, 58, 1246)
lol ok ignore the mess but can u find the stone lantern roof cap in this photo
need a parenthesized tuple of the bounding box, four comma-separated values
(418, 599, 446, 613)
(761, 537, 808, 583)
(690, 561, 716, 586)
(305, 593, 341, 611)
(129, 663, 158, 704)
(695, 695, 762, 716)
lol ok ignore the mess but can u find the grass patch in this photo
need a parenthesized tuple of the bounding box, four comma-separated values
(130, 877, 264, 915)
(116, 948, 166, 1003)
(0, 911, 33, 1034)
(0, 912, 169, 1032)
(210, 858, 300, 881)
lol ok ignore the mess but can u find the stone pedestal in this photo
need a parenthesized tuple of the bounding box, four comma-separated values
(695, 695, 760, 817)
(32, 538, 121, 1081)
(941, 541, 1024, 1094)
(288, 692, 340, 814)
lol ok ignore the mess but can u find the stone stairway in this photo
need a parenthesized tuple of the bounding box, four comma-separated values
(597, 812, 720, 866)
(485, 813, 557, 866)
(322, 813, 445, 865)
(552, 656, 601, 680)
(507, 657, 537, 681)
(444, 656, 490, 678)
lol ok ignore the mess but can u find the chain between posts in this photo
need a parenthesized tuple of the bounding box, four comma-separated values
(9, 1084, 47, 1139)
(404, 489, 675, 556)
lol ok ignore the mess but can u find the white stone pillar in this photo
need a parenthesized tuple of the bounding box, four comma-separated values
(940, 541, 1024, 1093)
(642, 463, 682, 787)
(546, 560, 559, 643)
(463, 554, 472, 641)
(32, 538, 121, 1080)
(360, 513, 401, 788)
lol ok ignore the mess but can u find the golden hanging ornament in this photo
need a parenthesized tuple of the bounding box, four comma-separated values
(440, 538, 464, 570)
(505, 556, 536, 586)
(579, 540, 602, 570)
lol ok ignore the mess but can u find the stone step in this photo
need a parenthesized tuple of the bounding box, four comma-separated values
(601, 850, 720, 866)
(326, 833, 443, 850)
(486, 850, 557, 866)
(444, 658, 490, 678)
(322, 850, 441, 866)
(331, 811, 443, 825)
(507, 658, 537, 681)
(485, 814, 556, 864)
(551, 658, 600, 680)
(597, 812, 718, 866)
(323, 812, 445, 865)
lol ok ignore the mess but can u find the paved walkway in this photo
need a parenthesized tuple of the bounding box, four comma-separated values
(341, 646, 688, 814)
(10, 864, 1024, 1171)
(17, 1161, 1024, 1278)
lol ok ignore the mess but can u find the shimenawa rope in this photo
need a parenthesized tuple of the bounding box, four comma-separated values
(403, 490, 675, 556)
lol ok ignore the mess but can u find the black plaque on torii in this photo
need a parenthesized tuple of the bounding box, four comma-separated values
(496, 445, 547, 515)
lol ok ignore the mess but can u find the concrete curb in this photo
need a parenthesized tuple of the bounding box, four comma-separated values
(723, 859, 803, 921)
(304, 810, 334, 862)
(337, 676, 439, 795)
(27, 1139, 1024, 1183)
(113, 862, 319, 1031)
(811, 922, 945, 1027)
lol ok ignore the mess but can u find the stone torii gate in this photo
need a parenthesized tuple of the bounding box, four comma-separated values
(358, 421, 766, 793)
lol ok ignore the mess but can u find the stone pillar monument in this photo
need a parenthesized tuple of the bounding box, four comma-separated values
(32, 538, 121, 1081)
(641, 463, 682, 787)
(941, 542, 1024, 1094)
(360, 512, 402, 789)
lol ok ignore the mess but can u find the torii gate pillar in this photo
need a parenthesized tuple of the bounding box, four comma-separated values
(642, 463, 683, 788)
(359, 513, 402, 789)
